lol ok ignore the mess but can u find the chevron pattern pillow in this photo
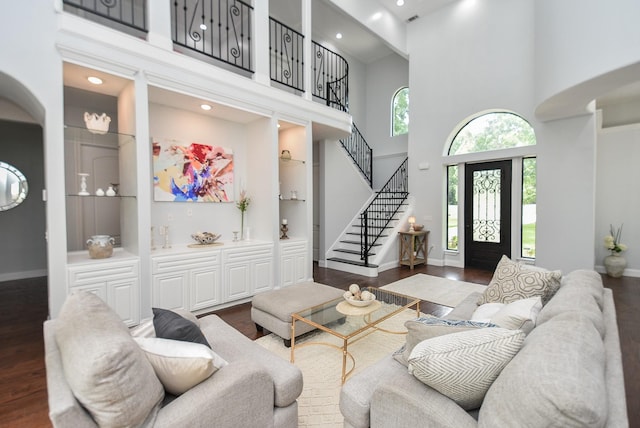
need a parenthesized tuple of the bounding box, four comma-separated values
(408, 328, 525, 410)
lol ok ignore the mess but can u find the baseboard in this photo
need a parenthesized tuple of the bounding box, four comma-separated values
(595, 265, 640, 278)
(0, 269, 48, 282)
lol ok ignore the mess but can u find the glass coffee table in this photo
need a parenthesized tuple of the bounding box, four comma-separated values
(290, 287, 420, 384)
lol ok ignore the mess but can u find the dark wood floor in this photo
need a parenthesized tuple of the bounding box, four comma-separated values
(1, 264, 638, 427)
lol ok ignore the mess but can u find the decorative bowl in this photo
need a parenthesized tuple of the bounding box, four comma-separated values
(191, 232, 221, 245)
(345, 295, 377, 307)
(413, 224, 425, 232)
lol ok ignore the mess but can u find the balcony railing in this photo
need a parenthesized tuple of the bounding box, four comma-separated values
(63, 2, 350, 111)
(269, 18, 304, 92)
(172, 0, 254, 73)
(313, 41, 349, 112)
(63, 0, 147, 33)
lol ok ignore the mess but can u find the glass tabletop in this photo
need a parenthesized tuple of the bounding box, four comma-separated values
(292, 287, 420, 340)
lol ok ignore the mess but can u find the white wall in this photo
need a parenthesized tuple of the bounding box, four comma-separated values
(148, 103, 253, 245)
(407, 0, 540, 268)
(365, 53, 409, 188)
(318, 139, 372, 264)
(596, 123, 640, 276)
(535, 0, 640, 120)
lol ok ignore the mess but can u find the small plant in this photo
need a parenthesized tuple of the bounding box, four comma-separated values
(604, 224, 627, 254)
(237, 190, 250, 239)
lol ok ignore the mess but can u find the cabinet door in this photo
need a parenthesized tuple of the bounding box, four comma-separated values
(253, 258, 274, 294)
(281, 255, 296, 288)
(108, 277, 139, 326)
(153, 272, 188, 310)
(224, 263, 252, 301)
(293, 252, 307, 284)
(190, 267, 220, 311)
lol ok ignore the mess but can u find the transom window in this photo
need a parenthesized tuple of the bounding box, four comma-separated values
(391, 87, 409, 136)
(449, 112, 535, 155)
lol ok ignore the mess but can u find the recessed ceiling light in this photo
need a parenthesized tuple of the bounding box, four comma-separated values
(397, 0, 405, 5)
(200, 24, 207, 30)
(336, 33, 343, 39)
(87, 76, 103, 85)
(200, 104, 212, 111)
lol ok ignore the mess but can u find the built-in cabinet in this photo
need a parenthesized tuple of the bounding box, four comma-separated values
(67, 253, 140, 326)
(61, 65, 316, 324)
(151, 241, 274, 314)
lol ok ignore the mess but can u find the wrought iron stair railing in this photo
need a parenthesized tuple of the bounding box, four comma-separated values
(360, 157, 409, 266)
(340, 122, 373, 188)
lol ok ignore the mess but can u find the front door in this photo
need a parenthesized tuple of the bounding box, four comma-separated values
(464, 160, 512, 270)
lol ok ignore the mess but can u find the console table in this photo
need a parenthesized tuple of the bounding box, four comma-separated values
(398, 230, 429, 269)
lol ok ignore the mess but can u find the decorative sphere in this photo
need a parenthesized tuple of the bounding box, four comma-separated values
(349, 284, 360, 295)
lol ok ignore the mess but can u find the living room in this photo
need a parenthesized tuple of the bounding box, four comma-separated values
(0, 0, 639, 426)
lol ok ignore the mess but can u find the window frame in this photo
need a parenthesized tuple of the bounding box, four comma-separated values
(391, 86, 409, 137)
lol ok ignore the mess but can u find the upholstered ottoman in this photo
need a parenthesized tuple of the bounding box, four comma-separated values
(251, 281, 345, 347)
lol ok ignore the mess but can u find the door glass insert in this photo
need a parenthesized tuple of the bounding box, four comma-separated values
(472, 169, 501, 243)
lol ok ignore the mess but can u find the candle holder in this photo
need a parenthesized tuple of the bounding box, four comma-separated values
(78, 173, 90, 196)
(280, 223, 289, 240)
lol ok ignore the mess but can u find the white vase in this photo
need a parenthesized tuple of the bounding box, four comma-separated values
(604, 253, 626, 278)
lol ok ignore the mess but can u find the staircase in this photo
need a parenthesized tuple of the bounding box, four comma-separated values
(327, 158, 410, 277)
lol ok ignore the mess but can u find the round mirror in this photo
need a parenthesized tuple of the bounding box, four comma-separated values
(0, 161, 29, 211)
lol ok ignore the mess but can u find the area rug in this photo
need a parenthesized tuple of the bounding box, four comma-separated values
(255, 308, 423, 427)
(380, 274, 486, 307)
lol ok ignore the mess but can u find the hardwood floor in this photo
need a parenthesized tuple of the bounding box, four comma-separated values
(1, 264, 637, 427)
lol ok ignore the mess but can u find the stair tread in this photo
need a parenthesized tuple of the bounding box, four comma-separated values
(327, 257, 379, 268)
(334, 248, 376, 256)
(339, 240, 381, 246)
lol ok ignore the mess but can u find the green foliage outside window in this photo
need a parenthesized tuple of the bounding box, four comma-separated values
(392, 87, 409, 136)
(449, 112, 535, 155)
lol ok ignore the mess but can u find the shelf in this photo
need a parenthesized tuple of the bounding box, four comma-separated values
(280, 158, 305, 165)
(66, 194, 136, 198)
(280, 198, 306, 202)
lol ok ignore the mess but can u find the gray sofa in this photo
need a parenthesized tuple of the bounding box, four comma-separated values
(340, 270, 628, 427)
(44, 296, 303, 428)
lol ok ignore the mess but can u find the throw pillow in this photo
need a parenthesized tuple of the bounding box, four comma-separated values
(472, 297, 542, 334)
(477, 255, 562, 306)
(130, 308, 200, 338)
(153, 307, 211, 348)
(55, 291, 164, 427)
(408, 328, 525, 410)
(134, 337, 228, 395)
(393, 317, 496, 367)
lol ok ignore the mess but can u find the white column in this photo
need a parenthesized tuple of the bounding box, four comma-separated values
(302, 0, 313, 101)
(147, 1, 173, 51)
(252, 0, 271, 86)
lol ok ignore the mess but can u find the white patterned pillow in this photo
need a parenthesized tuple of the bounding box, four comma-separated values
(408, 328, 525, 410)
(478, 255, 561, 305)
(472, 297, 542, 334)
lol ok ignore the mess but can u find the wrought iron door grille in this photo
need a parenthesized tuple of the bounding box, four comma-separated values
(172, 0, 253, 73)
(63, 0, 147, 33)
(472, 169, 501, 243)
(269, 18, 304, 92)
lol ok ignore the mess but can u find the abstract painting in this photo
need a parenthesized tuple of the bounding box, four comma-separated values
(153, 139, 234, 202)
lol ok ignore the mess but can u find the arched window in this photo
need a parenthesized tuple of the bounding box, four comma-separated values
(391, 87, 409, 136)
(449, 112, 535, 155)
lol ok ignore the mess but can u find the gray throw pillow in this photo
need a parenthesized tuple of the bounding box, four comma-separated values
(153, 307, 211, 348)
